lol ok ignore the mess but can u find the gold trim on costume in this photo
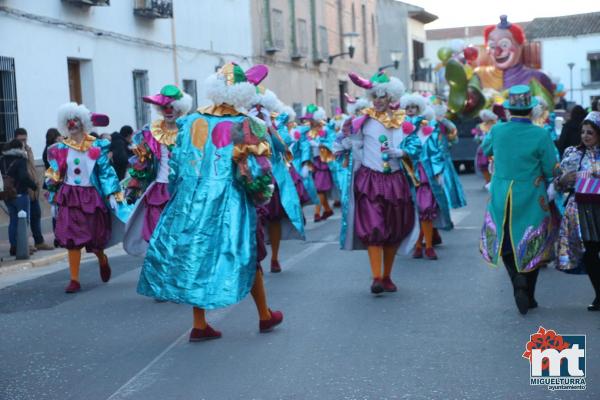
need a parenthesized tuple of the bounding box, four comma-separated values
(151, 120, 178, 147)
(44, 168, 62, 183)
(63, 134, 96, 152)
(364, 108, 406, 129)
(113, 192, 125, 202)
(198, 104, 241, 117)
(232, 142, 272, 161)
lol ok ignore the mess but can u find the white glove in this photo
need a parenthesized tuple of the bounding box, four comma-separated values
(51, 205, 57, 218)
(546, 183, 556, 202)
(382, 147, 405, 158)
(109, 194, 118, 211)
(301, 165, 310, 178)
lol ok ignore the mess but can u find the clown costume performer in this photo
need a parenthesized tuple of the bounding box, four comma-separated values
(296, 104, 335, 222)
(327, 107, 349, 208)
(247, 86, 305, 273)
(401, 95, 452, 260)
(123, 85, 192, 256)
(339, 70, 420, 294)
(137, 63, 283, 341)
(46, 103, 131, 293)
(431, 99, 467, 210)
(480, 85, 559, 315)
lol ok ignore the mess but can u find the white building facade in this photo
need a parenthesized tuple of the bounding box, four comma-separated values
(0, 0, 254, 158)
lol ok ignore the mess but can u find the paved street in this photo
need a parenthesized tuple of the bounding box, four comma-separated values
(1, 174, 598, 400)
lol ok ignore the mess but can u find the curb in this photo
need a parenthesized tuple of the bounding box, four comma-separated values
(0, 251, 68, 275)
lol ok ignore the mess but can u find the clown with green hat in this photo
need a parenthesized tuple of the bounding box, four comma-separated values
(480, 84, 559, 315)
(338, 69, 421, 294)
(122, 84, 192, 257)
(137, 63, 284, 341)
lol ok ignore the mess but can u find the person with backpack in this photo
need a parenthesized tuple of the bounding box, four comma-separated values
(1, 139, 38, 256)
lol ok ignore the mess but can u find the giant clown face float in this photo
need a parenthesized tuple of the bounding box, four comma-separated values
(486, 25, 523, 70)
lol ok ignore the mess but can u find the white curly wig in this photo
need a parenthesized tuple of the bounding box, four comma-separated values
(423, 106, 436, 121)
(250, 89, 284, 113)
(302, 105, 327, 122)
(204, 73, 257, 111)
(367, 77, 405, 103)
(531, 96, 549, 120)
(348, 97, 372, 116)
(479, 109, 498, 122)
(400, 94, 427, 115)
(431, 103, 448, 118)
(280, 105, 297, 122)
(171, 92, 193, 114)
(57, 102, 93, 135)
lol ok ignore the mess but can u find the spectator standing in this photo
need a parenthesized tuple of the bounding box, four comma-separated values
(42, 128, 62, 169)
(557, 105, 587, 157)
(1, 139, 38, 256)
(14, 128, 53, 250)
(111, 125, 134, 181)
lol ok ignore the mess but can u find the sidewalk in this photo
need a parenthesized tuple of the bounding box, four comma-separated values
(0, 231, 70, 275)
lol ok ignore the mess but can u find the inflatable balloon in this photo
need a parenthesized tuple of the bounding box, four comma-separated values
(463, 46, 479, 62)
(437, 47, 453, 63)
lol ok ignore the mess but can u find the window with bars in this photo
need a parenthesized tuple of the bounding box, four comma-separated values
(298, 18, 308, 56)
(272, 9, 285, 50)
(132, 70, 150, 129)
(0, 56, 19, 143)
(182, 79, 198, 113)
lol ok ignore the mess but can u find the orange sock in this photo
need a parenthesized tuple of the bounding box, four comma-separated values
(367, 246, 383, 279)
(68, 249, 81, 282)
(315, 203, 322, 216)
(251, 268, 271, 320)
(383, 245, 399, 278)
(94, 250, 107, 266)
(192, 307, 208, 329)
(319, 192, 332, 212)
(416, 229, 424, 249)
(483, 170, 491, 183)
(268, 221, 282, 262)
(421, 220, 434, 249)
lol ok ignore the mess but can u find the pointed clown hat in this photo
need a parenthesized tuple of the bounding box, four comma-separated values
(245, 68, 284, 114)
(348, 70, 405, 103)
(143, 84, 193, 114)
(205, 62, 269, 111)
(300, 103, 327, 122)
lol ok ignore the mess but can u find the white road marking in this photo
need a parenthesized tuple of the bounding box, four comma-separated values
(105, 234, 337, 400)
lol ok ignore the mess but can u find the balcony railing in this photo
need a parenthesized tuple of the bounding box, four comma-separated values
(134, 0, 173, 19)
(62, 0, 110, 6)
(581, 68, 600, 87)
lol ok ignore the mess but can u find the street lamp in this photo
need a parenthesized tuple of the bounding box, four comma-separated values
(568, 62, 575, 101)
(378, 50, 403, 71)
(328, 32, 359, 64)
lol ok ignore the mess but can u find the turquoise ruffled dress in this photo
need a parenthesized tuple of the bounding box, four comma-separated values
(435, 118, 467, 209)
(290, 125, 319, 204)
(137, 106, 274, 309)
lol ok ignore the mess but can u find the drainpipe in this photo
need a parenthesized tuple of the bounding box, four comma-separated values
(171, 8, 179, 84)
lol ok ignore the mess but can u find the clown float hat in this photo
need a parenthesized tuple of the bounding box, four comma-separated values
(143, 84, 193, 114)
(503, 85, 538, 111)
(348, 70, 405, 102)
(57, 102, 110, 135)
(205, 62, 269, 111)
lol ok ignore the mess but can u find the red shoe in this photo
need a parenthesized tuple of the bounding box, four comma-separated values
(333, 200, 341, 208)
(382, 277, 397, 292)
(259, 309, 284, 333)
(65, 280, 81, 293)
(189, 325, 222, 342)
(425, 247, 438, 260)
(270, 259, 282, 273)
(99, 256, 111, 283)
(322, 209, 334, 220)
(412, 247, 423, 259)
(433, 229, 442, 246)
(314, 214, 322, 223)
(370, 278, 384, 294)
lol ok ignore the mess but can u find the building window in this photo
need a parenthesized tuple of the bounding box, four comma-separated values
(412, 40, 425, 81)
(272, 8, 285, 50)
(0, 56, 19, 143)
(371, 14, 376, 45)
(361, 5, 368, 64)
(298, 18, 308, 56)
(133, 70, 150, 129)
(351, 3, 356, 32)
(316, 89, 324, 107)
(319, 26, 329, 60)
(292, 102, 303, 120)
(68, 59, 82, 104)
(590, 53, 600, 83)
(182, 79, 197, 113)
